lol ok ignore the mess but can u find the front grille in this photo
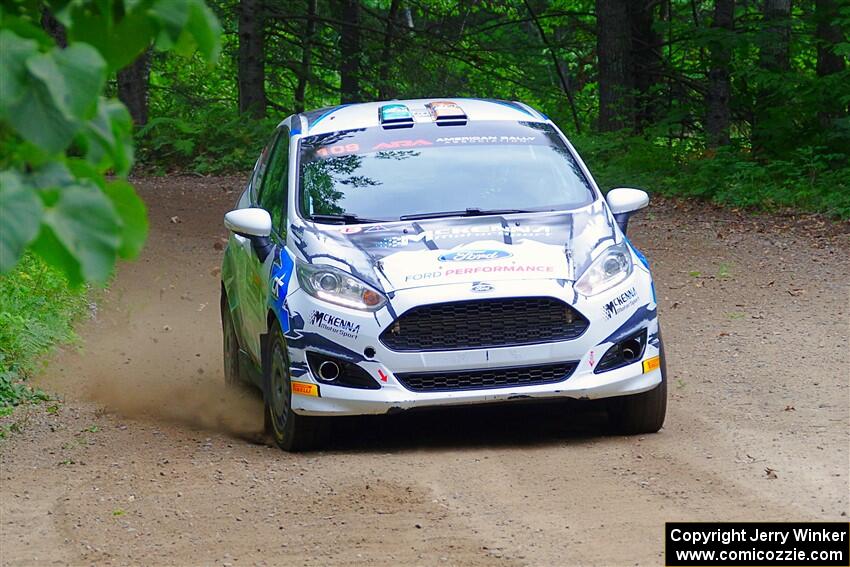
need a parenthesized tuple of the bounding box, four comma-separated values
(379, 297, 588, 351)
(395, 362, 578, 393)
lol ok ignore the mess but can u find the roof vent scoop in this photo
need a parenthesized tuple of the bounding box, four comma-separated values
(379, 104, 415, 129)
(427, 101, 467, 126)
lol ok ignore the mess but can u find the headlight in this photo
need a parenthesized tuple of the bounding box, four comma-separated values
(296, 261, 387, 311)
(574, 242, 633, 296)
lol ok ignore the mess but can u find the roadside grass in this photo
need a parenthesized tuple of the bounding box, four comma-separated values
(0, 254, 90, 418)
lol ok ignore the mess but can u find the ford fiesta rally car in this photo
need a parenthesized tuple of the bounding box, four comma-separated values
(220, 99, 667, 451)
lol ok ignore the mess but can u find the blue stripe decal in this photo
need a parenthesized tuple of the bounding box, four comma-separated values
(290, 128, 301, 137)
(269, 249, 295, 332)
(309, 104, 351, 131)
(624, 236, 650, 269)
(600, 304, 657, 346)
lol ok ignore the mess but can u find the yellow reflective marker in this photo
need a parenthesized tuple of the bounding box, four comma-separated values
(291, 381, 319, 397)
(642, 356, 661, 374)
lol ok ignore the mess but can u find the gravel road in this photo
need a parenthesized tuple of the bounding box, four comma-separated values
(2, 176, 848, 566)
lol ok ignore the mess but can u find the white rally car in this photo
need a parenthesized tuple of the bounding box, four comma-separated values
(221, 99, 666, 451)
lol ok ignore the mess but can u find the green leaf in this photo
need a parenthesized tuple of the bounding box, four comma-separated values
(0, 171, 44, 273)
(30, 223, 83, 286)
(35, 184, 122, 284)
(67, 2, 155, 71)
(4, 79, 78, 154)
(155, 0, 220, 61)
(151, 0, 191, 46)
(26, 44, 106, 121)
(179, 0, 221, 61)
(0, 30, 39, 112)
(80, 98, 134, 175)
(104, 180, 148, 259)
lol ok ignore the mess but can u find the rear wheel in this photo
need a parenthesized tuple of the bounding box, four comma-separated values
(265, 322, 330, 452)
(608, 337, 667, 435)
(221, 289, 240, 387)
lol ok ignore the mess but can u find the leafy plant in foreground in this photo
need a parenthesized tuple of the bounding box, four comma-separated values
(0, 0, 221, 285)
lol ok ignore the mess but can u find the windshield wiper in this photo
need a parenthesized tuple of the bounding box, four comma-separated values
(309, 213, 388, 225)
(399, 208, 532, 221)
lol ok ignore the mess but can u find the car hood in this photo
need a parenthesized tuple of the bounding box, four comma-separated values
(290, 199, 617, 293)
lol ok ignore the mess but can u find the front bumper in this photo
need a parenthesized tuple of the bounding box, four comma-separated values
(294, 360, 662, 416)
(284, 273, 661, 417)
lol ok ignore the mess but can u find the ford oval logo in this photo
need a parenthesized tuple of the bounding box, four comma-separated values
(471, 282, 494, 293)
(438, 249, 512, 262)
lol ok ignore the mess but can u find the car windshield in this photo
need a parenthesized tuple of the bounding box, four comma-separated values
(298, 120, 595, 222)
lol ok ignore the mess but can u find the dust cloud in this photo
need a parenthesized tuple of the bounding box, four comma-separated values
(81, 370, 265, 439)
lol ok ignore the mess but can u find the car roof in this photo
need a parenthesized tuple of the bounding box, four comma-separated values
(296, 98, 548, 136)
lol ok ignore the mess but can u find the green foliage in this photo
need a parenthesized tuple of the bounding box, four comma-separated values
(0, 0, 221, 285)
(135, 110, 277, 174)
(0, 254, 88, 415)
(575, 132, 850, 219)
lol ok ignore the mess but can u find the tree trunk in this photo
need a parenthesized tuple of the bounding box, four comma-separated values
(238, 0, 267, 118)
(759, 0, 791, 72)
(339, 0, 362, 104)
(815, 0, 845, 78)
(815, 0, 846, 128)
(377, 0, 401, 100)
(117, 49, 152, 126)
(294, 0, 317, 113)
(524, 0, 581, 133)
(629, 0, 661, 131)
(753, 0, 791, 153)
(706, 0, 734, 147)
(596, 0, 633, 131)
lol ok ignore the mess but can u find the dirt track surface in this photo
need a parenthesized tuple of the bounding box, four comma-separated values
(2, 176, 849, 566)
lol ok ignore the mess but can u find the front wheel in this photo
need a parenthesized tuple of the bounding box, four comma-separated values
(608, 337, 667, 435)
(265, 322, 330, 451)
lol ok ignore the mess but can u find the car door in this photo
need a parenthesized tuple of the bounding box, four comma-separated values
(234, 123, 291, 364)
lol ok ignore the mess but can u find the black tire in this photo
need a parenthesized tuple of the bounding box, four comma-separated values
(265, 322, 330, 452)
(221, 289, 241, 387)
(608, 337, 667, 435)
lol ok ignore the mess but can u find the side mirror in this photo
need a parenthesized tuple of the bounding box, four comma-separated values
(606, 188, 649, 234)
(224, 208, 272, 237)
(224, 208, 274, 261)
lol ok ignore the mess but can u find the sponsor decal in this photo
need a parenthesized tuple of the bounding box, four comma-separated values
(378, 224, 552, 248)
(435, 135, 536, 144)
(588, 350, 595, 368)
(471, 282, 494, 293)
(372, 139, 432, 150)
(642, 356, 661, 374)
(439, 249, 512, 262)
(311, 310, 361, 339)
(378, 369, 389, 382)
(404, 264, 555, 282)
(603, 287, 639, 319)
(340, 226, 362, 234)
(291, 381, 319, 397)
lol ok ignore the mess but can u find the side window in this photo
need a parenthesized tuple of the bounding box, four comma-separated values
(258, 128, 290, 236)
(250, 136, 276, 203)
